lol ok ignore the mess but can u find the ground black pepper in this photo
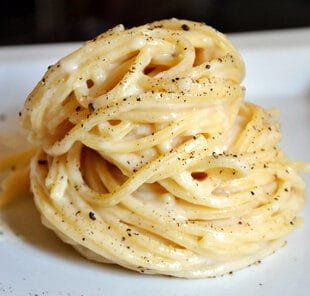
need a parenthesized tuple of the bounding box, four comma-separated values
(89, 211, 96, 220)
(181, 24, 190, 31)
(0, 114, 6, 121)
(88, 103, 95, 112)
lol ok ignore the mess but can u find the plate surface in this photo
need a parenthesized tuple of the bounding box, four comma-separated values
(0, 29, 310, 296)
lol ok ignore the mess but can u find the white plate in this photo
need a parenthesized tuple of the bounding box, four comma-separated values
(0, 29, 310, 296)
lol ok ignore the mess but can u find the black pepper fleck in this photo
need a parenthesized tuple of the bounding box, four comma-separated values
(89, 211, 96, 220)
(181, 24, 190, 31)
(88, 103, 95, 112)
(0, 114, 6, 121)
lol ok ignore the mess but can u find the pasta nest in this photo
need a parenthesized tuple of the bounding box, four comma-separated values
(20, 19, 305, 278)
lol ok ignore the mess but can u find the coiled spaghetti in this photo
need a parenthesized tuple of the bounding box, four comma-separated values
(17, 19, 308, 278)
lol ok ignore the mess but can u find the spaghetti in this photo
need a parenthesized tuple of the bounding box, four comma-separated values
(3, 19, 309, 278)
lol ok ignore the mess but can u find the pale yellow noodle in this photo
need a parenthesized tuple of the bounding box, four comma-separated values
(1, 19, 309, 278)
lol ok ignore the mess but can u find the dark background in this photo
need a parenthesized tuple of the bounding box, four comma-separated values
(1, 0, 310, 45)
